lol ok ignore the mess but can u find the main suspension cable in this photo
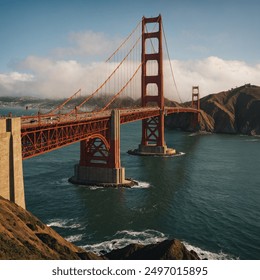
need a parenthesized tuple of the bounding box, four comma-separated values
(162, 22, 183, 104)
(67, 34, 142, 114)
(45, 88, 81, 115)
(105, 20, 142, 62)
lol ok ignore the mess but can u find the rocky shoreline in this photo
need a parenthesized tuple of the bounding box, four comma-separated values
(0, 196, 199, 260)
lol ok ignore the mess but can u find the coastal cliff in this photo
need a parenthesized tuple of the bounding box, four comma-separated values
(0, 196, 199, 260)
(165, 84, 260, 135)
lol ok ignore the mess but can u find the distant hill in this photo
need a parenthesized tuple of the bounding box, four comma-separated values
(0, 94, 177, 114)
(0, 95, 137, 112)
(166, 84, 260, 135)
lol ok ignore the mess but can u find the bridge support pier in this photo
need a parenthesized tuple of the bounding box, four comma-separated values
(0, 118, 25, 208)
(69, 110, 134, 187)
(71, 165, 127, 186)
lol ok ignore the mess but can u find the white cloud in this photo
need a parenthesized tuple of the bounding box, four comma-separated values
(12, 56, 111, 98)
(0, 56, 127, 98)
(0, 72, 34, 93)
(53, 30, 121, 57)
(167, 56, 260, 102)
(0, 56, 260, 102)
(0, 72, 34, 84)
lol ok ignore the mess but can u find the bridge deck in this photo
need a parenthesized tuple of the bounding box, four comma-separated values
(21, 106, 199, 159)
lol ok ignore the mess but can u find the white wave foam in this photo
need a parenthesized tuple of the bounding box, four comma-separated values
(245, 139, 259, 142)
(188, 133, 197, 137)
(66, 234, 84, 243)
(77, 181, 151, 189)
(83, 229, 167, 255)
(47, 219, 81, 229)
(83, 229, 235, 259)
(88, 186, 105, 190)
(183, 241, 235, 260)
(188, 131, 211, 137)
(51, 177, 69, 186)
(175, 152, 186, 157)
(131, 181, 151, 189)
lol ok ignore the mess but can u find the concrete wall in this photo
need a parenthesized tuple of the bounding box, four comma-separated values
(71, 165, 126, 185)
(138, 144, 168, 154)
(0, 119, 11, 201)
(0, 118, 25, 208)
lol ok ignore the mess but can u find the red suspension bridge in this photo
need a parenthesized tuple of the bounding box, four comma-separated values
(0, 15, 200, 208)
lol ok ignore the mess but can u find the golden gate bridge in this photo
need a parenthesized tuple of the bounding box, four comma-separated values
(0, 15, 200, 209)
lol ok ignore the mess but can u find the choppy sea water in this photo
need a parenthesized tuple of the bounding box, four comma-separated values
(1, 107, 260, 259)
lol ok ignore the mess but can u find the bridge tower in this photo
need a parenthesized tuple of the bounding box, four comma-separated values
(192, 86, 200, 127)
(134, 15, 176, 156)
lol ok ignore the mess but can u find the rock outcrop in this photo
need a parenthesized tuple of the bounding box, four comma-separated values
(0, 196, 199, 260)
(166, 84, 260, 135)
(105, 240, 200, 260)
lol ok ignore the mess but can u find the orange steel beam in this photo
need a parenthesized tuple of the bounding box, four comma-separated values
(21, 117, 110, 159)
(21, 106, 200, 159)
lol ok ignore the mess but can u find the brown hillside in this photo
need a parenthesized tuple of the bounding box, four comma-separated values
(0, 196, 103, 260)
(166, 84, 260, 135)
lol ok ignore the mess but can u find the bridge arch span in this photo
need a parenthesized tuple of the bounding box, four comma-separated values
(86, 133, 110, 149)
(80, 133, 111, 167)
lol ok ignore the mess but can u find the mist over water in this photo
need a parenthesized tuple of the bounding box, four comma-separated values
(1, 107, 260, 259)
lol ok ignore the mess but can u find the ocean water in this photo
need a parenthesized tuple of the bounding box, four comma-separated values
(1, 107, 260, 259)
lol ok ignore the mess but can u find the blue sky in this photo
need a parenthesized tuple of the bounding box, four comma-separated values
(0, 0, 260, 99)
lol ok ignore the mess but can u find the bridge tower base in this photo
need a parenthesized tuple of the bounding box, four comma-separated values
(70, 165, 129, 187)
(69, 110, 135, 187)
(0, 118, 25, 208)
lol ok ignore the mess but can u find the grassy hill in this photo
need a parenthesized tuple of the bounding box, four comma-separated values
(166, 84, 260, 135)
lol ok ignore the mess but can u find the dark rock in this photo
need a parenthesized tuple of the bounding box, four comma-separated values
(26, 222, 37, 231)
(105, 243, 144, 260)
(77, 251, 106, 260)
(105, 239, 200, 260)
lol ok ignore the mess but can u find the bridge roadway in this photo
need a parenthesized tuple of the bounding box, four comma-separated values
(21, 106, 199, 159)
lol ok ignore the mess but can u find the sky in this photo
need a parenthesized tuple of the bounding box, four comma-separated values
(0, 0, 260, 101)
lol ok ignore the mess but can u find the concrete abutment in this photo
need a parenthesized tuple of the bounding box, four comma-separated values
(0, 118, 25, 208)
